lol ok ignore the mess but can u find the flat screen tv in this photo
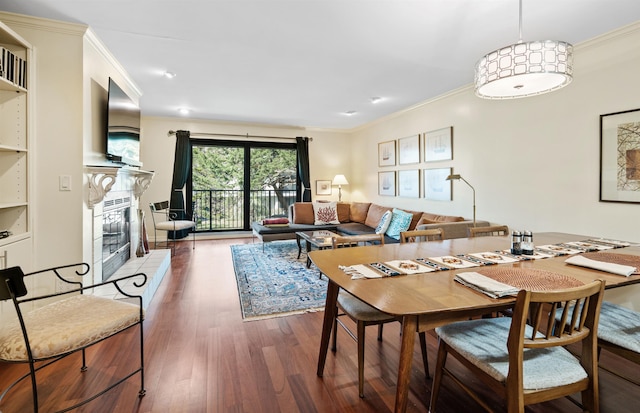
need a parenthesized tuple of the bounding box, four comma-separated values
(106, 78, 141, 167)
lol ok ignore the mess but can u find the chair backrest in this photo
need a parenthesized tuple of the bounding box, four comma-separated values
(0, 266, 28, 301)
(468, 225, 509, 237)
(331, 234, 385, 249)
(400, 228, 444, 243)
(509, 279, 605, 355)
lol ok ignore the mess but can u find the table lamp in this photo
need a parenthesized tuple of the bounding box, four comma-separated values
(446, 174, 476, 227)
(332, 174, 349, 202)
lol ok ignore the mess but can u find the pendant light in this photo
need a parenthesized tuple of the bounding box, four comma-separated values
(474, 0, 573, 99)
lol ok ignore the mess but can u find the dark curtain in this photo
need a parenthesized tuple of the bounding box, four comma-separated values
(169, 130, 192, 239)
(296, 136, 311, 202)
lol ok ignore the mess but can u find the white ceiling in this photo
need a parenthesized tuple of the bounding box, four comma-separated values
(1, 1, 640, 129)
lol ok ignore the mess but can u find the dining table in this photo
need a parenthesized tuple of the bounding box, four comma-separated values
(308, 232, 640, 413)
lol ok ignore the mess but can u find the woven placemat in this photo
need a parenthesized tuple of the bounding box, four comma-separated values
(477, 267, 583, 291)
(582, 252, 640, 274)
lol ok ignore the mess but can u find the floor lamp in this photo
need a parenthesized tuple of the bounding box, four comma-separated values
(446, 174, 476, 227)
(332, 174, 349, 202)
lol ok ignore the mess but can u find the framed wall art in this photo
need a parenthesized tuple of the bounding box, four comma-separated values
(424, 126, 453, 162)
(378, 140, 396, 166)
(600, 108, 640, 203)
(398, 134, 420, 165)
(378, 171, 396, 196)
(398, 169, 420, 198)
(423, 167, 452, 201)
(316, 180, 332, 195)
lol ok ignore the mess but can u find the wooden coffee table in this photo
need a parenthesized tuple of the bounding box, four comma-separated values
(296, 230, 339, 268)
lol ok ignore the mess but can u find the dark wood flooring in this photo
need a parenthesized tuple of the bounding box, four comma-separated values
(1, 238, 639, 412)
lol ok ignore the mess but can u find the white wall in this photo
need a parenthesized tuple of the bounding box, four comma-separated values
(349, 22, 640, 309)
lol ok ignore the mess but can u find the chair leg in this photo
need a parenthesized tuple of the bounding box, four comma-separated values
(419, 331, 430, 379)
(429, 338, 448, 413)
(331, 310, 338, 352)
(357, 321, 366, 398)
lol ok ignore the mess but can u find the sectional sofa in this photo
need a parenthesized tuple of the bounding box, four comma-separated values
(251, 201, 491, 244)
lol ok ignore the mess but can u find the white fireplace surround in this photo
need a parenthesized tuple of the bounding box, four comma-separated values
(86, 166, 155, 285)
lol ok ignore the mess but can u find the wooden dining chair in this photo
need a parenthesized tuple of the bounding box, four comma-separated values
(330, 233, 429, 397)
(468, 225, 509, 237)
(558, 301, 640, 386)
(430, 280, 605, 413)
(400, 228, 444, 243)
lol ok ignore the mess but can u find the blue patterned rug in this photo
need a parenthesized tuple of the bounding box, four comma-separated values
(230, 241, 328, 320)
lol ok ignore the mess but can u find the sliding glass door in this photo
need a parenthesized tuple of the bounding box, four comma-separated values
(189, 140, 298, 231)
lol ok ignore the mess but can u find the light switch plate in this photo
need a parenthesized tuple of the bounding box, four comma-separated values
(59, 175, 71, 191)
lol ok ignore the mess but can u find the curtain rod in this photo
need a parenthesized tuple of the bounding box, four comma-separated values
(167, 130, 312, 141)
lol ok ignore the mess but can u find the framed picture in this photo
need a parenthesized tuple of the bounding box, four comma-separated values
(378, 171, 396, 196)
(398, 134, 420, 165)
(378, 140, 396, 166)
(315, 180, 332, 195)
(398, 169, 420, 197)
(423, 168, 452, 201)
(600, 108, 640, 203)
(424, 126, 453, 162)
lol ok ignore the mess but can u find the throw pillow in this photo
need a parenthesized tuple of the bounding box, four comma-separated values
(385, 208, 414, 240)
(374, 210, 393, 234)
(293, 203, 315, 224)
(313, 202, 340, 225)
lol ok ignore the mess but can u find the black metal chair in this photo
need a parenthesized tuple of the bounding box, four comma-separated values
(0, 263, 147, 412)
(148, 201, 196, 254)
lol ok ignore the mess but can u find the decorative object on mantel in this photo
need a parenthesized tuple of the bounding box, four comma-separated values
(332, 174, 348, 202)
(474, 0, 573, 99)
(446, 173, 476, 227)
(599, 108, 640, 203)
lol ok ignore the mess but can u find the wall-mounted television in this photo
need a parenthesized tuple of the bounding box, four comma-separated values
(106, 78, 141, 167)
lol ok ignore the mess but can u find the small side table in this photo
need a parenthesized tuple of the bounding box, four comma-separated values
(295, 230, 339, 268)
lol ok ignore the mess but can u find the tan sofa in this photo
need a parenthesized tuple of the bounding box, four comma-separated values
(251, 202, 490, 244)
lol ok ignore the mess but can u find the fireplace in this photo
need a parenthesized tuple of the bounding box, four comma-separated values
(102, 196, 131, 281)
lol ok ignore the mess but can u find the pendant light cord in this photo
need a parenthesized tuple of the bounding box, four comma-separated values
(518, 0, 523, 43)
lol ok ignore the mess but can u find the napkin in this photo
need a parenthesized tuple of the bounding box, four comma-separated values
(565, 255, 636, 277)
(454, 271, 520, 298)
(339, 264, 384, 279)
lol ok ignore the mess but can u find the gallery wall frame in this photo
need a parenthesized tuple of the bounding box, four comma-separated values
(378, 140, 396, 166)
(600, 108, 640, 203)
(398, 169, 420, 197)
(398, 134, 420, 165)
(424, 126, 453, 162)
(316, 180, 332, 195)
(423, 167, 452, 201)
(378, 171, 396, 196)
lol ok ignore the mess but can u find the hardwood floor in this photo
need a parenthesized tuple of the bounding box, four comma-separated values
(1, 238, 639, 412)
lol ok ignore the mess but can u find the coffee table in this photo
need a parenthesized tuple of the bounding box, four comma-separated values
(296, 230, 340, 268)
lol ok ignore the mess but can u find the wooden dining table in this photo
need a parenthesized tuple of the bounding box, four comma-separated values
(308, 232, 640, 413)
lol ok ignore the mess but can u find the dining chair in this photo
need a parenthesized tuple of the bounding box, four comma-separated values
(0, 263, 147, 412)
(468, 225, 509, 237)
(148, 201, 196, 254)
(429, 279, 605, 413)
(400, 228, 444, 243)
(330, 233, 429, 397)
(558, 301, 640, 386)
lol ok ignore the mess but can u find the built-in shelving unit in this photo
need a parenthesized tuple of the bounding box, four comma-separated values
(0, 18, 32, 266)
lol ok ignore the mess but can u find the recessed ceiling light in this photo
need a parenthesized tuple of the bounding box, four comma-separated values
(370, 96, 382, 104)
(344, 111, 357, 116)
(178, 108, 190, 115)
(164, 71, 176, 79)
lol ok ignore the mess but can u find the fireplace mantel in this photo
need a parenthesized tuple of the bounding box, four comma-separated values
(86, 165, 155, 208)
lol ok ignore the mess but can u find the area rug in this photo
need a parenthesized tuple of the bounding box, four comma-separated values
(230, 240, 328, 321)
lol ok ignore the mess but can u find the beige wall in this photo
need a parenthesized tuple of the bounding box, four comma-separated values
(348, 22, 640, 309)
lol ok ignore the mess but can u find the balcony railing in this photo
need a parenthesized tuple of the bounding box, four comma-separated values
(192, 189, 296, 231)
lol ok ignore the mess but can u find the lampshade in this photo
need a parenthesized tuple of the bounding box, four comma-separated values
(332, 174, 349, 186)
(474, 0, 573, 99)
